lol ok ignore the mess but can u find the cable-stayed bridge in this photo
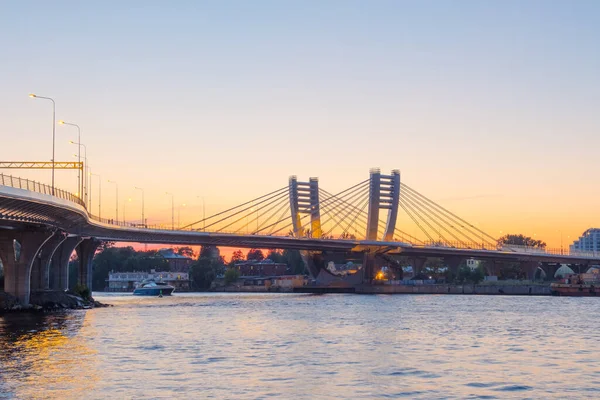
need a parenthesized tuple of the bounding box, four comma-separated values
(1, 169, 599, 303)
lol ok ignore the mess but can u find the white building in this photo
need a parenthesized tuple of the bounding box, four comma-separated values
(106, 270, 190, 292)
(570, 228, 600, 253)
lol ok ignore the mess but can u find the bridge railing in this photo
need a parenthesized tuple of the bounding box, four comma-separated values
(0, 173, 85, 208)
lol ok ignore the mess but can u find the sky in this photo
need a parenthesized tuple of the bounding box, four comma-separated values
(1, 0, 599, 249)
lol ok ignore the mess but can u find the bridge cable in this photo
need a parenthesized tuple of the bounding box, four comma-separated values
(401, 184, 494, 246)
(319, 189, 370, 237)
(233, 193, 291, 234)
(322, 191, 370, 237)
(201, 189, 288, 232)
(320, 187, 370, 234)
(340, 195, 371, 238)
(216, 191, 289, 233)
(180, 186, 287, 230)
(400, 199, 442, 242)
(400, 196, 456, 245)
(401, 183, 497, 244)
(251, 197, 293, 235)
(399, 200, 435, 242)
(401, 190, 471, 247)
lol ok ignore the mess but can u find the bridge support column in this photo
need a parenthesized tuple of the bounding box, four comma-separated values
(0, 230, 54, 304)
(49, 236, 83, 290)
(76, 238, 101, 290)
(30, 232, 67, 291)
(444, 256, 464, 277)
(366, 170, 381, 240)
(409, 257, 427, 278)
(382, 170, 400, 241)
(309, 178, 321, 238)
(362, 253, 384, 283)
(300, 250, 324, 278)
(521, 261, 540, 281)
(540, 262, 560, 281)
(484, 260, 502, 277)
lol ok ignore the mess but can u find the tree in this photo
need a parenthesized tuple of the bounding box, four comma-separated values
(176, 246, 195, 258)
(283, 249, 305, 274)
(229, 250, 245, 266)
(498, 234, 546, 249)
(470, 265, 486, 284)
(190, 245, 225, 290)
(224, 268, 240, 285)
(266, 249, 286, 264)
(247, 249, 264, 262)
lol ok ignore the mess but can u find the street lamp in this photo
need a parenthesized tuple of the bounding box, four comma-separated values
(197, 196, 205, 231)
(108, 180, 119, 223)
(178, 203, 186, 229)
(70, 141, 88, 206)
(90, 172, 101, 219)
(73, 153, 88, 207)
(165, 192, 174, 230)
(29, 93, 56, 195)
(123, 197, 132, 224)
(59, 121, 82, 197)
(134, 187, 145, 227)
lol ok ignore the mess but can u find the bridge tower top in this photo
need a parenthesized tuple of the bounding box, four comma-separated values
(289, 176, 321, 238)
(366, 169, 401, 241)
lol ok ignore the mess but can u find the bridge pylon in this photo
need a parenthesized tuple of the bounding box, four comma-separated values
(366, 168, 400, 241)
(289, 176, 321, 238)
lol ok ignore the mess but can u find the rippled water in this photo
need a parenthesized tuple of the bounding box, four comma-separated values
(1, 293, 600, 399)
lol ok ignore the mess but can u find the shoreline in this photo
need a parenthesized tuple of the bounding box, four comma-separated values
(0, 290, 112, 315)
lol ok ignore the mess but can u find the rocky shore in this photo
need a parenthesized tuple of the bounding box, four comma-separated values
(0, 290, 111, 313)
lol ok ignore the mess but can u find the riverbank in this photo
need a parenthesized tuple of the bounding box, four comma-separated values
(294, 283, 552, 295)
(0, 290, 111, 314)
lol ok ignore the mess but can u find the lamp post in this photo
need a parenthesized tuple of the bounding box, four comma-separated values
(108, 180, 119, 223)
(165, 192, 174, 230)
(59, 121, 81, 196)
(124, 197, 132, 224)
(73, 152, 88, 207)
(70, 141, 88, 206)
(91, 172, 101, 219)
(29, 93, 56, 195)
(134, 187, 145, 227)
(178, 203, 186, 229)
(197, 196, 205, 231)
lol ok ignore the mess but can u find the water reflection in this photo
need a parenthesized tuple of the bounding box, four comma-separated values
(1, 294, 600, 399)
(0, 312, 99, 399)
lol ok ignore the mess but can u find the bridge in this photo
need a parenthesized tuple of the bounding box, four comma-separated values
(1, 169, 599, 304)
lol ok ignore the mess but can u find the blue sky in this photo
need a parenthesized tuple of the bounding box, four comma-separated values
(1, 1, 599, 244)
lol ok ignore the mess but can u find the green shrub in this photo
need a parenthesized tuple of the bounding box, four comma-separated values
(73, 283, 91, 300)
(224, 268, 240, 285)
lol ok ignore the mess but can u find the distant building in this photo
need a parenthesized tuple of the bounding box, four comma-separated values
(466, 259, 481, 270)
(570, 229, 600, 253)
(158, 248, 194, 272)
(233, 259, 287, 277)
(106, 270, 191, 292)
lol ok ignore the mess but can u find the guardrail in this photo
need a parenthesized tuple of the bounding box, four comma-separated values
(0, 173, 85, 208)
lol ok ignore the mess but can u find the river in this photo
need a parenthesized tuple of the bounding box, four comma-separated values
(1, 293, 599, 399)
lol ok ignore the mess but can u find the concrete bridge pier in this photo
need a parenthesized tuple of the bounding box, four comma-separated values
(483, 260, 503, 277)
(49, 236, 83, 290)
(30, 232, 68, 291)
(540, 262, 561, 281)
(521, 261, 540, 281)
(444, 256, 464, 277)
(300, 250, 325, 278)
(76, 238, 101, 290)
(408, 257, 427, 277)
(0, 230, 54, 304)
